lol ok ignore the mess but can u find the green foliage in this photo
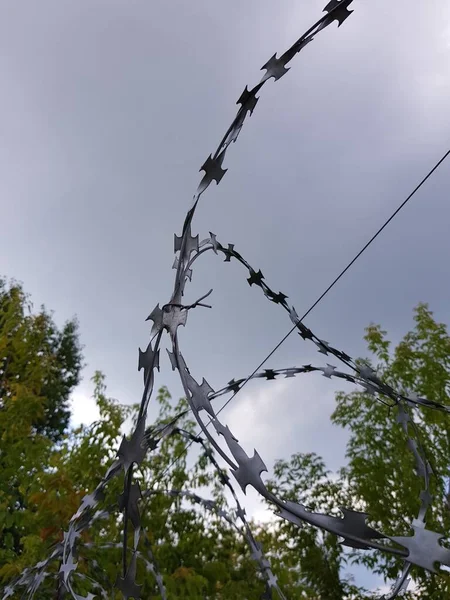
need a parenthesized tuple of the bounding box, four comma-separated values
(0, 367, 272, 598)
(256, 303, 450, 598)
(261, 452, 369, 599)
(0, 276, 83, 575)
(0, 277, 84, 443)
(330, 302, 450, 597)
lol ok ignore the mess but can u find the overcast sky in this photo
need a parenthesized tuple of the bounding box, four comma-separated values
(1, 0, 449, 594)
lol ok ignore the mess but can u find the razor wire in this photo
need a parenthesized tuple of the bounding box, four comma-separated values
(3, 1, 450, 598)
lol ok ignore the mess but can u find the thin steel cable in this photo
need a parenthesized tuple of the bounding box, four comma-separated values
(153, 147, 450, 486)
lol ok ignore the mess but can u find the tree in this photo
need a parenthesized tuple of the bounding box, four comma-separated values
(0, 276, 83, 443)
(261, 453, 369, 599)
(331, 302, 450, 597)
(0, 276, 84, 567)
(259, 302, 450, 598)
(1, 375, 293, 599)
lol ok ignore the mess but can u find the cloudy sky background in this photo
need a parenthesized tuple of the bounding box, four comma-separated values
(1, 0, 450, 593)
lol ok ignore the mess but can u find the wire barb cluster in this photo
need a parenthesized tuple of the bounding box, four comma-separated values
(3, 1, 449, 599)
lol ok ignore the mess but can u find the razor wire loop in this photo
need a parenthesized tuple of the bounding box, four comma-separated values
(3, 1, 450, 598)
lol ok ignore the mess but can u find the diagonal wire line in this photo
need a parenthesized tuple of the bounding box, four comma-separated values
(151, 147, 450, 487)
(216, 148, 450, 414)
